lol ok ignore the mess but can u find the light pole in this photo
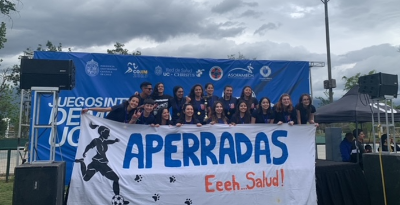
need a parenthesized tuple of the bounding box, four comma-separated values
(321, 0, 335, 103)
(2, 118, 10, 138)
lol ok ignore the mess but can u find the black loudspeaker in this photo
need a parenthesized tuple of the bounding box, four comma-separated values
(13, 162, 66, 205)
(20, 59, 75, 90)
(363, 153, 400, 205)
(358, 73, 398, 99)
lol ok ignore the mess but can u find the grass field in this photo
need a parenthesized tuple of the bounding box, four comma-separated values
(0, 178, 14, 205)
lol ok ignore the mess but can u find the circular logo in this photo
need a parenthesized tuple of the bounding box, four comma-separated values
(85, 59, 99, 77)
(154, 65, 162, 76)
(260, 66, 272, 78)
(209, 66, 223, 81)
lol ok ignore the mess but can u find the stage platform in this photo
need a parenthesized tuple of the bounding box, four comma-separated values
(316, 160, 371, 205)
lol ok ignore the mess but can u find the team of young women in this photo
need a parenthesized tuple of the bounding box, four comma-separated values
(83, 82, 318, 127)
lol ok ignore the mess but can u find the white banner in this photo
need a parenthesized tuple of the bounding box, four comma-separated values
(67, 114, 317, 205)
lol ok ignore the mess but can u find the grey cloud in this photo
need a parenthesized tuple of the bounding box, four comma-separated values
(243, 2, 259, 7)
(240, 9, 262, 18)
(211, 0, 243, 13)
(198, 23, 245, 39)
(254, 23, 280, 35)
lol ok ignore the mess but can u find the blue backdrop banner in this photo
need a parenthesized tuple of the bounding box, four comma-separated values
(32, 51, 310, 184)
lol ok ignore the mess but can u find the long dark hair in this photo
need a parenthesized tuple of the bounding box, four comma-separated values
(223, 85, 233, 99)
(189, 84, 204, 101)
(298, 93, 312, 115)
(275, 93, 293, 113)
(151, 82, 164, 98)
(177, 103, 198, 122)
(240, 86, 252, 100)
(232, 99, 251, 123)
(154, 108, 170, 125)
(209, 101, 228, 124)
(257, 97, 273, 115)
(173, 86, 184, 101)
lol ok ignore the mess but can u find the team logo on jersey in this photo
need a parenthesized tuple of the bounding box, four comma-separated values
(209, 66, 223, 81)
(85, 59, 99, 77)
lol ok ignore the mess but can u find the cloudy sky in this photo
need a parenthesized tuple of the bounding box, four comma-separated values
(1, 0, 400, 103)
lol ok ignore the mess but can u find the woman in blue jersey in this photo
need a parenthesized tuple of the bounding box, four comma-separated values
(175, 104, 202, 127)
(207, 101, 229, 124)
(230, 100, 252, 125)
(188, 84, 206, 123)
(295, 93, 317, 125)
(273, 93, 297, 125)
(238, 86, 258, 113)
(82, 95, 139, 124)
(170, 86, 190, 124)
(219, 85, 237, 121)
(251, 97, 274, 124)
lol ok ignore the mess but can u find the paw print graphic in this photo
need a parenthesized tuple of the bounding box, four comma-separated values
(152, 193, 160, 202)
(169, 176, 176, 183)
(184, 198, 192, 205)
(134, 174, 142, 182)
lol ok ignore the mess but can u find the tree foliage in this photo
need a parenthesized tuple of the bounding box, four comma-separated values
(227, 52, 256, 60)
(342, 70, 375, 92)
(315, 90, 333, 107)
(0, 40, 66, 137)
(0, 0, 17, 49)
(107, 42, 141, 55)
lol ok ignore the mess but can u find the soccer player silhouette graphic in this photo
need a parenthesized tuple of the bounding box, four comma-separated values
(75, 122, 129, 204)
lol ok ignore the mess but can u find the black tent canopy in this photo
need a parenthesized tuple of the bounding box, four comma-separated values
(315, 86, 400, 123)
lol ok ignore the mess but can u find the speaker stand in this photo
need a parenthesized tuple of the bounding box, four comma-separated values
(29, 87, 59, 163)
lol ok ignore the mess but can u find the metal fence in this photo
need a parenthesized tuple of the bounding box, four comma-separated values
(0, 147, 27, 182)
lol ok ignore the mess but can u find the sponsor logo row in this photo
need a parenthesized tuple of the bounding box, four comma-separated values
(85, 60, 272, 81)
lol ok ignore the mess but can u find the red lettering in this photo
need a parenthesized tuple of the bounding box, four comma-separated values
(205, 175, 215, 192)
(246, 172, 255, 189)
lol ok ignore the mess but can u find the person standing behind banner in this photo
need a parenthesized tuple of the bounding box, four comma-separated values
(207, 101, 229, 124)
(340, 132, 354, 162)
(171, 86, 190, 125)
(230, 100, 251, 125)
(151, 108, 172, 127)
(175, 104, 202, 127)
(138, 81, 153, 106)
(251, 97, 274, 124)
(131, 98, 155, 125)
(238, 86, 258, 113)
(273, 93, 297, 125)
(296, 94, 317, 125)
(187, 84, 206, 123)
(82, 95, 139, 123)
(204, 83, 220, 109)
(219, 85, 237, 121)
(151, 82, 172, 116)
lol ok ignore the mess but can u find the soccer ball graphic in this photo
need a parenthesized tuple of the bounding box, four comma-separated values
(111, 195, 128, 205)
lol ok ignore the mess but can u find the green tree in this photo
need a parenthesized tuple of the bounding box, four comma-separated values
(0, 0, 17, 49)
(0, 41, 68, 137)
(342, 70, 375, 92)
(0, 62, 19, 138)
(107, 42, 141, 55)
(315, 90, 333, 107)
